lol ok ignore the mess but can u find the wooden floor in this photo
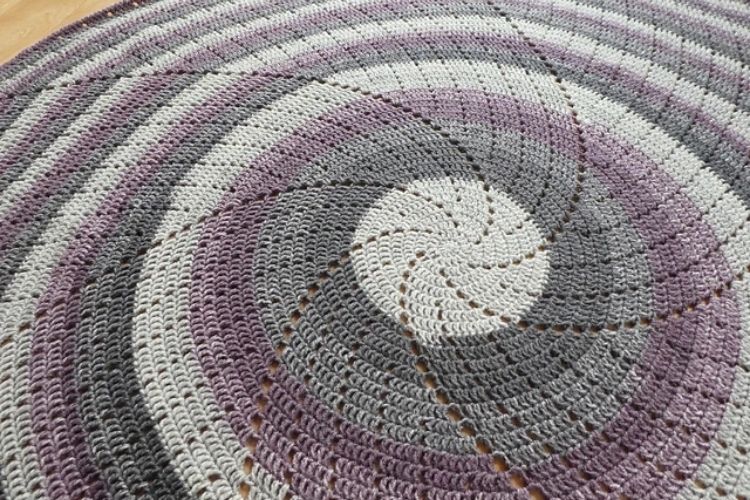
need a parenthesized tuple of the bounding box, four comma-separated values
(0, 0, 120, 64)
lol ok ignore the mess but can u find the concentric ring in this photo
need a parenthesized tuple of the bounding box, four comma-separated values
(0, 1, 748, 499)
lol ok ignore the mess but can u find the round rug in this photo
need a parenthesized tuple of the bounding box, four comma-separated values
(1, 0, 749, 499)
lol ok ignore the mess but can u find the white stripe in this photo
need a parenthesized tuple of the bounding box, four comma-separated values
(0, 181, 118, 499)
(0, 72, 247, 498)
(330, 58, 750, 276)
(0, 0, 214, 165)
(0, 88, 62, 154)
(514, 19, 750, 143)
(699, 0, 750, 11)
(0, 80, 131, 218)
(152, 81, 360, 241)
(542, 0, 748, 79)
(678, 279, 750, 498)
(59, 0, 267, 83)
(214, 14, 750, 148)
(607, 0, 750, 40)
(0, 0, 187, 93)
(4, 5, 747, 207)
(330, 58, 750, 495)
(134, 226, 292, 499)
(0, 0, 261, 184)
(221, 14, 516, 73)
(565, 80, 750, 278)
(151, 0, 382, 68)
(133, 81, 356, 495)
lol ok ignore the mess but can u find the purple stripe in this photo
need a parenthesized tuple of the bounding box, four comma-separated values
(0, 1, 220, 177)
(16, 53, 740, 496)
(0, 0, 217, 94)
(264, 31, 750, 156)
(514, 0, 749, 93)
(27, 73, 279, 498)
(190, 88, 739, 497)
(168, 0, 748, 94)
(0, 74, 184, 254)
(7, 0, 746, 177)
(0, 81, 99, 178)
(680, 0, 750, 24)
(189, 96, 516, 497)
(0, 0, 145, 87)
(403, 89, 741, 497)
(597, 0, 750, 48)
(5, 0, 742, 497)
(0, 0, 399, 233)
(0, 0, 268, 178)
(5, 0, 747, 232)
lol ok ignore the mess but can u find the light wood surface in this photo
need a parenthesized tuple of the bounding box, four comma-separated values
(0, 0, 121, 64)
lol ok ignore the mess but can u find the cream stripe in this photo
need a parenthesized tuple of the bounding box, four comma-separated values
(59, 0, 267, 82)
(566, 79, 750, 277)
(0, 176, 121, 499)
(0, 0, 260, 189)
(3, 5, 747, 207)
(151, 81, 360, 240)
(699, 0, 750, 10)
(330, 59, 750, 495)
(3, 0, 748, 194)
(134, 226, 291, 499)
(0, 80, 132, 218)
(0, 0, 288, 148)
(213, 14, 750, 148)
(221, 14, 515, 73)
(0, 72, 248, 499)
(678, 278, 750, 499)
(514, 19, 750, 143)
(151, 0, 380, 68)
(37, 0, 750, 86)
(0, 88, 62, 153)
(605, 0, 750, 40)
(543, 0, 748, 77)
(0, 0, 187, 93)
(0, 70, 245, 220)
(330, 58, 750, 276)
(133, 81, 358, 498)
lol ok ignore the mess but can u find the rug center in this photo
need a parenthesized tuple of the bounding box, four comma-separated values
(352, 178, 550, 344)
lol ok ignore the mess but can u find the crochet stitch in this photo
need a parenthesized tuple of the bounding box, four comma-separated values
(0, 0, 749, 499)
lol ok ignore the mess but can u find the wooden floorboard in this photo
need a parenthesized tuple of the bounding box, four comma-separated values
(0, 0, 120, 64)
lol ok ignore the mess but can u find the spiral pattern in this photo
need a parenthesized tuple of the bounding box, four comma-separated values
(0, 0, 749, 499)
(352, 178, 550, 343)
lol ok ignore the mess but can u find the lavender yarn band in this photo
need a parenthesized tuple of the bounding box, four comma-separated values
(1, 1, 749, 499)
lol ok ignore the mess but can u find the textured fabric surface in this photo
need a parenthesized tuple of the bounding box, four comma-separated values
(0, 0, 749, 499)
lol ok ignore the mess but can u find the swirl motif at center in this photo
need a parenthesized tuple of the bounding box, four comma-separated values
(352, 178, 549, 343)
(1, 0, 749, 499)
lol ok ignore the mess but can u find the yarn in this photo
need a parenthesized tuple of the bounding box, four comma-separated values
(0, 0, 749, 499)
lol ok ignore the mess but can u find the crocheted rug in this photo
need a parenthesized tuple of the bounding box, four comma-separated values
(1, 0, 749, 499)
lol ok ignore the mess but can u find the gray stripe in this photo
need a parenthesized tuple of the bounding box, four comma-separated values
(575, 0, 750, 65)
(0, 73, 203, 297)
(0, 0, 217, 89)
(4, 0, 746, 205)
(0, 79, 114, 194)
(5, 34, 747, 318)
(297, 44, 750, 211)
(0, 0, 317, 193)
(500, 2, 750, 112)
(254, 123, 647, 464)
(74, 76, 304, 498)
